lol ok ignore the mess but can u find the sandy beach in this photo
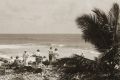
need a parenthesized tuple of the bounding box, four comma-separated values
(0, 43, 100, 60)
(0, 34, 101, 61)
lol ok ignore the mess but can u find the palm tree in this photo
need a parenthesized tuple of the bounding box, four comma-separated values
(76, 3, 120, 79)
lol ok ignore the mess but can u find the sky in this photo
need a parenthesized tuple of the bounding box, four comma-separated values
(0, 0, 119, 34)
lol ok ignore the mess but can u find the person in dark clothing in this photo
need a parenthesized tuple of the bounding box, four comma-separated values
(13, 56, 21, 67)
(48, 47, 53, 64)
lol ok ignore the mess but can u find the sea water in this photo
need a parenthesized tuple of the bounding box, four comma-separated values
(0, 34, 100, 60)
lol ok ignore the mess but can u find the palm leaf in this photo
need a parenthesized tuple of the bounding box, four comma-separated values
(76, 12, 113, 53)
(76, 3, 119, 54)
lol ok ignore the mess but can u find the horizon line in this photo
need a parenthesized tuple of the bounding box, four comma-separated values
(0, 33, 82, 35)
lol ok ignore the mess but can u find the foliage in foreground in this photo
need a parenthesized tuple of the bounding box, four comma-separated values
(56, 54, 120, 80)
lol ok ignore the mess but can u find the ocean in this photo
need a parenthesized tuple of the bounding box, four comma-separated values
(0, 34, 100, 60)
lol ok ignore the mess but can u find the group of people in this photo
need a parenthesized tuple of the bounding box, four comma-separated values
(9, 46, 59, 68)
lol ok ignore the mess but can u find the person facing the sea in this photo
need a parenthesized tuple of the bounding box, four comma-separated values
(34, 49, 43, 66)
(14, 56, 21, 67)
(23, 51, 29, 66)
(48, 46, 53, 64)
(9, 56, 15, 69)
(81, 53, 84, 58)
(53, 48, 59, 62)
(9, 56, 14, 64)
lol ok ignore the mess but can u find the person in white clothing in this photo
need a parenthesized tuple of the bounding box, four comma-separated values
(9, 56, 15, 64)
(53, 48, 59, 62)
(23, 51, 29, 66)
(35, 49, 41, 57)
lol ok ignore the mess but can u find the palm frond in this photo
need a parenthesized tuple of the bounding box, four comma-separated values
(76, 3, 120, 54)
(76, 3, 120, 70)
(76, 11, 113, 53)
(92, 8, 109, 25)
(109, 3, 119, 24)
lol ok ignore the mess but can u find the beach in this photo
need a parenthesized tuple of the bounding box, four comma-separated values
(0, 34, 100, 60)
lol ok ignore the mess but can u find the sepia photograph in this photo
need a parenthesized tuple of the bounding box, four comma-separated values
(0, 0, 120, 80)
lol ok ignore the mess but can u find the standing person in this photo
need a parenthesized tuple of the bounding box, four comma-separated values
(9, 56, 14, 64)
(48, 47, 53, 64)
(81, 53, 84, 57)
(23, 51, 29, 66)
(53, 48, 59, 62)
(9, 56, 15, 69)
(34, 49, 42, 67)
